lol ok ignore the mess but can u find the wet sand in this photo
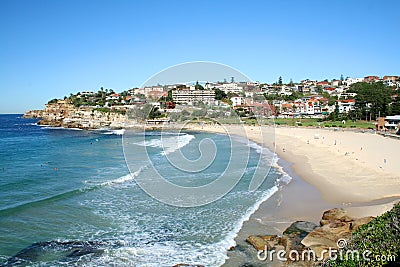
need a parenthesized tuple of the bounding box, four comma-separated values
(183, 124, 399, 266)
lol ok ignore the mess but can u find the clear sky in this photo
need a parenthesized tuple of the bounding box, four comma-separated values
(0, 0, 399, 113)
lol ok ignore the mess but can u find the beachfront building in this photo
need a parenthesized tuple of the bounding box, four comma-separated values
(172, 89, 215, 105)
(337, 100, 355, 113)
(384, 115, 400, 130)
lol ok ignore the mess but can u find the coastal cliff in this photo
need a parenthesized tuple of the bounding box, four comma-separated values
(23, 100, 129, 129)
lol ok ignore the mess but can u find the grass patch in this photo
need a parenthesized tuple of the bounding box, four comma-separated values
(273, 118, 375, 129)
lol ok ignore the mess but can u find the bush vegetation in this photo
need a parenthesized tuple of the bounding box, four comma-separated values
(326, 203, 400, 267)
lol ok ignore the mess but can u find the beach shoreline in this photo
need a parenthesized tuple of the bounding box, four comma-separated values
(182, 123, 399, 266)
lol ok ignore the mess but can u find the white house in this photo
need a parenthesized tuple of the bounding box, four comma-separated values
(385, 115, 400, 130)
(230, 96, 245, 107)
(337, 100, 355, 113)
(344, 77, 364, 86)
(216, 83, 244, 94)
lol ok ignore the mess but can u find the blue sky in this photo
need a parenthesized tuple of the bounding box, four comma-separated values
(0, 0, 399, 113)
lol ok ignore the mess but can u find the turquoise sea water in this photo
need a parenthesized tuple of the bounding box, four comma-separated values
(0, 114, 288, 266)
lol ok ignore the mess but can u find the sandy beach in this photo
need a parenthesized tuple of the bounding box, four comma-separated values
(185, 123, 400, 266)
(187, 124, 400, 204)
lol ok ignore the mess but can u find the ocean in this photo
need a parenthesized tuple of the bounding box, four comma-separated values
(0, 114, 289, 266)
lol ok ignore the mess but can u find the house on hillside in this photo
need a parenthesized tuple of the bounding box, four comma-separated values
(364, 76, 380, 82)
(337, 99, 355, 113)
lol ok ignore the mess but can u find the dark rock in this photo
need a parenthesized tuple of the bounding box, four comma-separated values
(1, 240, 105, 266)
(228, 246, 236, 251)
(246, 236, 270, 251)
(280, 221, 318, 263)
(283, 221, 318, 239)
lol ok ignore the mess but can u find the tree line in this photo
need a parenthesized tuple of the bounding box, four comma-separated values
(349, 82, 400, 120)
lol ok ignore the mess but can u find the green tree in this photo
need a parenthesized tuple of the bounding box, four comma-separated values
(389, 95, 400, 115)
(278, 76, 283, 85)
(149, 106, 161, 119)
(47, 98, 58, 104)
(214, 88, 227, 100)
(166, 90, 173, 101)
(327, 102, 340, 121)
(195, 81, 204, 90)
(349, 82, 392, 120)
(317, 85, 323, 95)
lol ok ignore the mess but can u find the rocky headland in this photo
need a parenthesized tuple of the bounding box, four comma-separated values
(23, 100, 129, 129)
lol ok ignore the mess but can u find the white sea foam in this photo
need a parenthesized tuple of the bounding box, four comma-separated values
(102, 129, 125, 135)
(19, 122, 38, 126)
(271, 154, 293, 185)
(134, 133, 195, 156)
(100, 168, 144, 187)
(247, 139, 265, 154)
(144, 131, 186, 136)
(41, 126, 83, 131)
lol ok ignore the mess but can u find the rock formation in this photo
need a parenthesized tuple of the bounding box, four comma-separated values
(1, 240, 105, 266)
(23, 100, 130, 129)
(245, 208, 375, 266)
